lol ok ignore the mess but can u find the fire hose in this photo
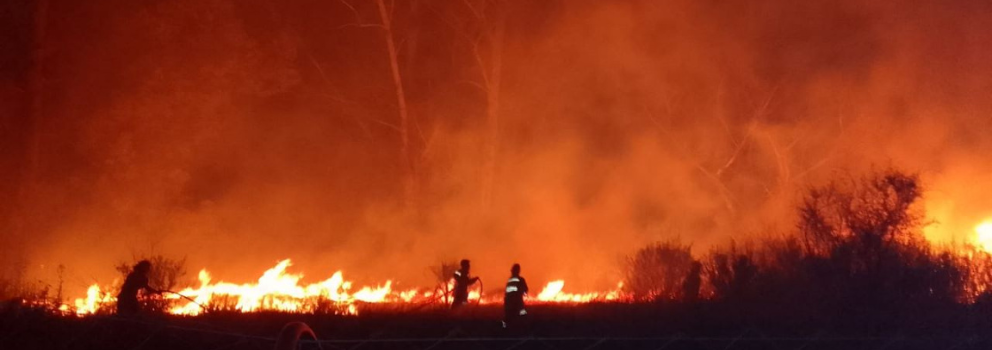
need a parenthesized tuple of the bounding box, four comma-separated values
(475, 278, 484, 305)
(274, 322, 320, 350)
(161, 290, 207, 311)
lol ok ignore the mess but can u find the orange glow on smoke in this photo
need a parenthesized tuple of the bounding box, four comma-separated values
(70, 259, 627, 316)
(975, 221, 992, 253)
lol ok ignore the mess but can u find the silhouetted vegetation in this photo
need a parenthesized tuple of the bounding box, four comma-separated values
(5, 169, 992, 348)
(623, 240, 696, 301)
(0, 260, 65, 310)
(0, 261, 33, 302)
(623, 169, 992, 330)
(779, 170, 975, 308)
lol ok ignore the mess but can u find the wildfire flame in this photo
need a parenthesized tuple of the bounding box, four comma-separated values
(164, 259, 405, 315)
(74, 284, 114, 316)
(535, 280, 624, 302)
(975, 220, 992, 253)
(70, 259, 626, 316)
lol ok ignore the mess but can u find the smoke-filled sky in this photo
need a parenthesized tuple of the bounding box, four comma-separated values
(1, 0, 991, 296)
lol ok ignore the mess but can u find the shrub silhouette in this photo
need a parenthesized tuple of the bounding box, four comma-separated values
(705, 242, 760, 301)
(681, 261, 702, 303)
(623, 240, 694, 301)
(791, 170, 971, 308)
(626, 169, 988, 321)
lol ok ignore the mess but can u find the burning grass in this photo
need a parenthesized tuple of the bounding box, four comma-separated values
(65, 260, 628, 317)
(9, 170, 992, 329)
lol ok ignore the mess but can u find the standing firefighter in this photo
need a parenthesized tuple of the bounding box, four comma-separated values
(116, 260, 160, 316)
(682, 261, 702, 303)
(451, 259, 479, 309)
(503, 263, 529, 328)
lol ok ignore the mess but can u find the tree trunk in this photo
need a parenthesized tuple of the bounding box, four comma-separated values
(375, 0, 414, 207)
(480, 7, 506, 211)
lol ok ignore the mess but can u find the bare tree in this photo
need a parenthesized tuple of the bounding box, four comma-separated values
(374, 0, 415, 206)
(468, 1, 508, 211)
(428, 0, 508, 211)
(798, 170, 923, 266)
(645, 89, 773, 215)
(334, 0, 418, 206)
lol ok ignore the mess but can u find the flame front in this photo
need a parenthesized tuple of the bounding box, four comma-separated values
(71, 259, 623, 316)
(74, 284, 114, 316)
(535, 280, 623, 302)
(975, 221, 992, 253)
(162, 259, 403, 315)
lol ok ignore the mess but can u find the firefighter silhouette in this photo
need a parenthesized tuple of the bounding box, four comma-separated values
(682, 261, 702, 303)
(116, 260, 160, 315)
(503, 263, 529, 328)
(451, 259, 479, 308)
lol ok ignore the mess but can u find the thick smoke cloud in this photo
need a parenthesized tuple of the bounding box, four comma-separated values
(1, 0, 990, 296)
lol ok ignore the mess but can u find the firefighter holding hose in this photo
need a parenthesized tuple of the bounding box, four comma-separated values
(451, 259, 479, 309)
(116, 260, 162, 315)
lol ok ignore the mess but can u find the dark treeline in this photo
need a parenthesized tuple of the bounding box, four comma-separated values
(623, 170, 992, 334)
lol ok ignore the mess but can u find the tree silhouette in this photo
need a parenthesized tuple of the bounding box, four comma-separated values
(624, 240, 694, 301)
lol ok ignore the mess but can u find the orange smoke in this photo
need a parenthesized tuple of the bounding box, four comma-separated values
(975, 221, 992, 254)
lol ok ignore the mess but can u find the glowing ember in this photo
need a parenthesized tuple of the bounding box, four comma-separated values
(975, 221, 992, 253)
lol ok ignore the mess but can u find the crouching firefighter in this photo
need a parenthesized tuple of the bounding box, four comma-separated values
(117, 260, 162, 316)
(503, 263, 529, 328)
(452, 259, 480, 309)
